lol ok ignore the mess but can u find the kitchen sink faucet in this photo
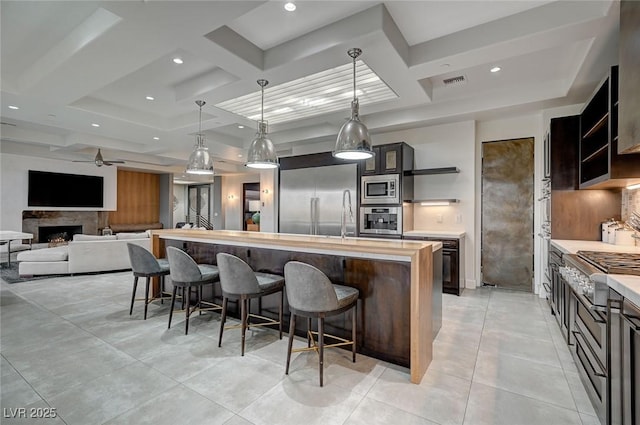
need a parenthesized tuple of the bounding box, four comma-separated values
(341, 189, 354, 239)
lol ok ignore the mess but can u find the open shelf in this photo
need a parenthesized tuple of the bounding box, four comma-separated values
(405, 167, 459, 176)
(581, 144, 608, 163)
(582, 114, 608, 139)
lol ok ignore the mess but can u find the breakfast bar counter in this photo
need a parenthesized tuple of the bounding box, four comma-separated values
(151, 229, 441, 384)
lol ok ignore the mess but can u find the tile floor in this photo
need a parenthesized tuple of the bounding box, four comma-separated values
(1, 272, 599, 425)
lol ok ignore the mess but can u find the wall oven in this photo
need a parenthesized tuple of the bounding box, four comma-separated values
(360, 207, 402, 236)
(361, 174, 400, 205)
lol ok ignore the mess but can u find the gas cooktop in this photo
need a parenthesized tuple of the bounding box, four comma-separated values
(577, 250, 640, 276)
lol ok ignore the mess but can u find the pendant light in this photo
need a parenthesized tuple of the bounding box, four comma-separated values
(186, 100, 214, 175)
(333, 48, 374, 160)
(246, 79, 278, 169)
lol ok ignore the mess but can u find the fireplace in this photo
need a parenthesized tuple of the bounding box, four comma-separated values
(22, 211, 108, 242)
(38, 225, 83, 243)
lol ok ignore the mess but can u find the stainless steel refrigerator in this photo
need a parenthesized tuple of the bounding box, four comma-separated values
(279, 163, 357, 236)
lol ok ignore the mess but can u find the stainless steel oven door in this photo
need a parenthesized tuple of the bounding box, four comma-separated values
(361, 174, 400, 205)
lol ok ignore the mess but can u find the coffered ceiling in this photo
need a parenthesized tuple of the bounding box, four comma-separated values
(0, 1, 620, 177)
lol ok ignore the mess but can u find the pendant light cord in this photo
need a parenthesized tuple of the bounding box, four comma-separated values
(352, 54, 357, 102)
(261, 84, 264, 122)
(198, 103, 202, 134)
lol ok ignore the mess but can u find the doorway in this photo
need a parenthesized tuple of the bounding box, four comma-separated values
(243, 182, 260, 231)
(481, 137, 535, 291)
(187, 184, 212, 229)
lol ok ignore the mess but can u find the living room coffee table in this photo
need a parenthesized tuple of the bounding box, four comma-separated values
(0, 231, 33, 267)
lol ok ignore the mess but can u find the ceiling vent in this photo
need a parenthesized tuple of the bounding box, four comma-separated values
(443, 75, 466, 86)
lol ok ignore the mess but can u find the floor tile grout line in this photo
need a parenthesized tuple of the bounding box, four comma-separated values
(460, 287, 490, 425)
(0, 353, 71, 425)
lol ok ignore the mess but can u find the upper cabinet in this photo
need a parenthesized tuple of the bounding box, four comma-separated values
(618, 0, 640, 154)
(360, 142, 414, 176)
(549, 115, 580, 190)
(579, 66, 640, 189)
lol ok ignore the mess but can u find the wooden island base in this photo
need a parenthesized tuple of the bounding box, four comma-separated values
(152, 229, 441, 384)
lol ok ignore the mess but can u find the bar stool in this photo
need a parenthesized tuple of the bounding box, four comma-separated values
(216, 253, 284, 356)
(283, 261, 359, 387)
(127, 243, 171, 320)
(166, 246, 221, 335)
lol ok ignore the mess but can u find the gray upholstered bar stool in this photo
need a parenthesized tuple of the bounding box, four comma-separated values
(283, 261, 359, 387)
(127, 243, 171, 320)
(216, 253, 284, 356)
(166, 246, 221, 335)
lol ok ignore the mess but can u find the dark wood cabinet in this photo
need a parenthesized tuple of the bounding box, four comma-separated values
(621, 298, 640, 425)
(549, 115, 580, 190)
(360, 142, 413, 176)
(404, 236, 462, 296)
(579, 66, 640, 189)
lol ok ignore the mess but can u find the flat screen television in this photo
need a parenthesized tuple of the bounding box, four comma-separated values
(28, 170, 104, 208)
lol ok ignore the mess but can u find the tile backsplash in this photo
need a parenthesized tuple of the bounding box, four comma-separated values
(622, 188, 640, 221)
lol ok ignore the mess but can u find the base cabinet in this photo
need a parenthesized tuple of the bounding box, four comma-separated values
(621, 298, 640, 425)
(403, 236, 463, 295)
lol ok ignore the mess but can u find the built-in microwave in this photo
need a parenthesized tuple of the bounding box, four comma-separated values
(361, 174, 400, 204)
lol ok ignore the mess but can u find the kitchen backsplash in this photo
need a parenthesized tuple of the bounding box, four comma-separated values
(622, 187, 640, 221)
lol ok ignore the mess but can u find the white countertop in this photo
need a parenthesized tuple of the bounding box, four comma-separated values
(607, 274, 640, 308)
(404, 230, 466, 239)
(551, 239, 640, 307)
(551, 239, 640, 255)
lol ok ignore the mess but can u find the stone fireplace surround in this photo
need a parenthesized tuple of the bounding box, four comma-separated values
(22, 211, 109, 243)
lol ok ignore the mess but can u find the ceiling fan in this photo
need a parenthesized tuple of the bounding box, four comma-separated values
(72, 149, 125, 167)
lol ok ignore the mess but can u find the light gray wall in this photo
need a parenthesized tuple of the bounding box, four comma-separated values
(0, 153, 117, 231)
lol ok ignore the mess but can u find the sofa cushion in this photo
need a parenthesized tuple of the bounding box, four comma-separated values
(116, 232, 149, 240)
(73, 234, 117, 242)
(17, 246, 68, 262)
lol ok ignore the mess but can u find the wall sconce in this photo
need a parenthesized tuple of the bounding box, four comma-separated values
(227, 194, 235, 200)
(262, 189, 270, 194)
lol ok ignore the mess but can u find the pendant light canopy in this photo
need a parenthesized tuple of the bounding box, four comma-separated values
(333, 48, 374, 160)
(246, 79, 279, 169)
(186, 100, 214, 175)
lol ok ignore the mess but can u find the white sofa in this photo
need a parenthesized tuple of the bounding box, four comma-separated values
(17, 233, 151, 277)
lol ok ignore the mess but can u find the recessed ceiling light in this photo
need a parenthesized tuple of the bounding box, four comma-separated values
(173, 58, 183, 64)
(146, 96, 155, 101)
(237, 154, 243, 158)
(284, 2, 296, 11)
(490, 66, 501, 73)
(441, 63, 450, 68)
(237, 125, 245, 129)
(153, 137, 160, 140)
(91, 123, 100, 127)
(8, 105, 19, 110)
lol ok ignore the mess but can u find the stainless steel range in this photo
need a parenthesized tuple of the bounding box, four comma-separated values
(559, 250, 640, 425)
(577, 250, 640, 276)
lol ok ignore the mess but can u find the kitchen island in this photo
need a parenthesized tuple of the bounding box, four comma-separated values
(151, 229, 441, 384)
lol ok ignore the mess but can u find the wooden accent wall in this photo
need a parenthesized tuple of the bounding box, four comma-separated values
(108, 170, 160, 225)
(551, 189, 621, 240)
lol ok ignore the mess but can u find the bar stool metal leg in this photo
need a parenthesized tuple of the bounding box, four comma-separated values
(168, 286, 178, 329)
(144, 277, 151, 320)
(318, 317, 324, 387)
(352, 303, 357, 362)
(129, 276, 139, 315)
(218, 297, 228, 347)
(286, 313, 296, 375)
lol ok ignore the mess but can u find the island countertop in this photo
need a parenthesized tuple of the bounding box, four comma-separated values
(152, 229, 441, 262)
(151, 229, 440, 384)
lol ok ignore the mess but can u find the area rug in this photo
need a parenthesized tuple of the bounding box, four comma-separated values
(0, 262, 65, 284)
